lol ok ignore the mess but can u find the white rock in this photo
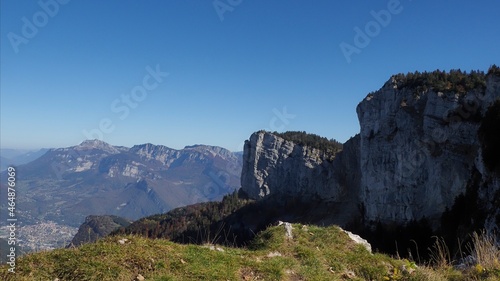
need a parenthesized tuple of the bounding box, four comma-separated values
(205, 244, 225, 252)
(284, 222, 293, 239)
(118, 238, 128, 244)
(267, 251, 282, 257)
(343, 229, 372, 253)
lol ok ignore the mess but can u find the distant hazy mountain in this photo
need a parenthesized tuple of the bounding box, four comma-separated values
(0, 140, 242, 229)
(0, 149, 32, 159)
(0, 148, 50, 171)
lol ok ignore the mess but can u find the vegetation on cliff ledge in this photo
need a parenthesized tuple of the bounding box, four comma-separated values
(390, 65, 499, 95)
(393, 68, 487, 95)
(272, 131, 343, 155)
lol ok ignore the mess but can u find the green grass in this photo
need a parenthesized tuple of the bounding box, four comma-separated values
(1, 224, 497, 280)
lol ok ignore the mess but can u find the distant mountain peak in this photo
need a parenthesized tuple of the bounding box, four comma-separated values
(77, 139, 121, 154)
(79, 139, 110, 147)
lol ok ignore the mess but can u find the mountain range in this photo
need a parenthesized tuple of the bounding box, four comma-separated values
(0, 140, 242, 251)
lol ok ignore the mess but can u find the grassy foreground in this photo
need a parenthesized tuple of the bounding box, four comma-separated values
(0, 224, 498, 280)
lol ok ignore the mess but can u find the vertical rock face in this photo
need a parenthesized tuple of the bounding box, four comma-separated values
(241, 131, 360, 206)
(241, 71, 500, 231)
(356, 74, 500, 225)
(241, 132, 337, 200)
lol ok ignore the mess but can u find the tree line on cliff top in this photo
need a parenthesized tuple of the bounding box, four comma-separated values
(392, 64, 500, 95)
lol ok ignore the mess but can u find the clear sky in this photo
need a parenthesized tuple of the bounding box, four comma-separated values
(1, 0, 499, 151)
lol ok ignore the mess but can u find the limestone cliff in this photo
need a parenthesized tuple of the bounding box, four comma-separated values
(241, 131, 350, 201)
(357, 72, 500, 226)
(241, 69, 500, 232)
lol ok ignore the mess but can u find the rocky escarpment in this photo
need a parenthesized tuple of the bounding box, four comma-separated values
(241, 68, 500, 235)
(357, 71, 500, 227)
(241, 131, 361, 227)
(241, 131, 354, 201)
(242, 132, 329, 199)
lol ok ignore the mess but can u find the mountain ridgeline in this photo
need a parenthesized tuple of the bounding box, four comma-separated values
(0, 140, 243, 253)
(111, 67, 500, 260)
(0, 141, 242, 227)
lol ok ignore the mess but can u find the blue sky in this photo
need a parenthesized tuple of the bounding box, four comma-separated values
(1, 0, 499, 151)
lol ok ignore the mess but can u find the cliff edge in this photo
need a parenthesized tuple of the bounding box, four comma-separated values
(241, 68, 500, 235)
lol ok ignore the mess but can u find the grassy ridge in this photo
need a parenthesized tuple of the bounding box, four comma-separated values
(2, 224, 500, 280)
(0, 224, 422, 281)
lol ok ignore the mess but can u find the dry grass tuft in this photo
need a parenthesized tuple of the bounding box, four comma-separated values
(468, 231, 500, 270)
(428, 236, 452, 269)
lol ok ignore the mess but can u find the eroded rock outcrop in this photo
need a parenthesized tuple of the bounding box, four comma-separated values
(69, 215, 133, 247)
